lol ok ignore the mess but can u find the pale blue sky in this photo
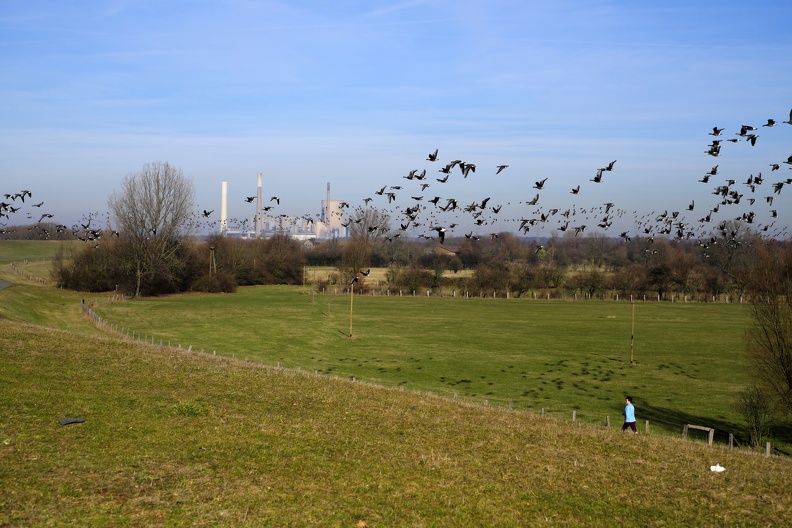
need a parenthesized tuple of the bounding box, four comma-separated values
(2, 1, 791, 238)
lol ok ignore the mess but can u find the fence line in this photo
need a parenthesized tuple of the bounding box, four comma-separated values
(6, 262, 48, 284)
(308, 285, 744, 304)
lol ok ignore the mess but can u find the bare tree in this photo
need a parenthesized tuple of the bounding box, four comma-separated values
(339, 236, 372, 285)
(347, 207, 391, 241)
(744, 242, 792, 414)
(338, 207, 390, 284)
(108, 161, 195, 296)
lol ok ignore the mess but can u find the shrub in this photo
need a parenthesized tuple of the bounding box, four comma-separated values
(736, 386, 774, 447)
(190, 271, 237, 293)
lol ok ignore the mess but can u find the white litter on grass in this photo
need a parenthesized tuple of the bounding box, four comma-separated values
(710, 463, 725, 472)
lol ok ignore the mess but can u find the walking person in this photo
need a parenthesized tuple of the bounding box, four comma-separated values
(622, 396, 638, 434)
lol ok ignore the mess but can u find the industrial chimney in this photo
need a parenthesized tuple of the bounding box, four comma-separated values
(220, 180, 228, 234)
(325, 182, 330, 223)
(255, 172, 263, 238)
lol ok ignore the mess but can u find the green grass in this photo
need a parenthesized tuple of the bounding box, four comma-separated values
(2, 319, 791, 526)
(91, 286, 757, 442)
(0, 266, 106, 336)
(0, 239, 78, 261)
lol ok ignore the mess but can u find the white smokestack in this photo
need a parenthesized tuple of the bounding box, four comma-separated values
(255, 172, 263, 238)
(325, 182, 330, 223)
(220, 180, 228, 234)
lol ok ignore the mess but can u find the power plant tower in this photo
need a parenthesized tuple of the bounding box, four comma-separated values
(324, 182, 330, 224)
(216, 175, 345, 239)
(220, 180, 228, 234)
(255, 172, 263, 238)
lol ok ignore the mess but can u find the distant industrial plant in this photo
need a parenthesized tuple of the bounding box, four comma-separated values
(220, 174, 347, 240)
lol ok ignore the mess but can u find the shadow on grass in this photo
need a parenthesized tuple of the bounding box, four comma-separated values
(639, 400, 792, 452)
(638, 399, 747, 444)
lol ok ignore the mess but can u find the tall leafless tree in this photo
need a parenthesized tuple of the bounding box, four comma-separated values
(108, 161, 195, 296)
(338, 207, 391, 284)
(347, 207, 391, 241)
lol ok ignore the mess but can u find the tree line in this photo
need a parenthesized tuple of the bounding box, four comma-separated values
(305, 225, 771, 301)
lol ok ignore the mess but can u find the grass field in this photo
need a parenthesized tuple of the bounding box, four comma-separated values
(2, 319, 791, 526)
(0, 260, 106, 337)
(88, 285, 759, 442)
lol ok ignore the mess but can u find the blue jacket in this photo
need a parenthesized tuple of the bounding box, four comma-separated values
(624, 403, 635, 422)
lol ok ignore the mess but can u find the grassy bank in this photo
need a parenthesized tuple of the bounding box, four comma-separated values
(1, 319, 790, 526)
(0, 263, 105, 336)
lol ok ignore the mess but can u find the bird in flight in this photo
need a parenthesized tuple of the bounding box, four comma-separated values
(203, 210, 213, 217)
(360, 269, 370, 276)
(427, 149, 438, 162)
(245, 196, 255, 203)
(709, 127, 724, 136)
(460, 163, 476, 178)
(737, 125, 757, 137)
(533, 178, 547, 190)
(431, 226, 447, 244)
(495, 165, 509, 175)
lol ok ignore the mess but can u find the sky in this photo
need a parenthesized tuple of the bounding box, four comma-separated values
(1, 0, 792, 240)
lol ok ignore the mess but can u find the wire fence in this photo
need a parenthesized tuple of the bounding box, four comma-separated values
(6, 261, 48, 284)
(307, 285, 747, 303)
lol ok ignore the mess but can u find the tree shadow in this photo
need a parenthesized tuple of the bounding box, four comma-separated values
(637, 399, 748, 444)
(638, 399, 792, 451)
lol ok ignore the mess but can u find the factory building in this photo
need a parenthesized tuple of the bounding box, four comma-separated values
(220, 176, 347, 240)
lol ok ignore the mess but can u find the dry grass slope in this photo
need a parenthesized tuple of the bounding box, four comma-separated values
(1, 319, 791, 527)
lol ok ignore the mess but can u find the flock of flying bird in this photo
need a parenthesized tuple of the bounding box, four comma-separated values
(291, 107, 792, 248)
(3, 108, 791, 250)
